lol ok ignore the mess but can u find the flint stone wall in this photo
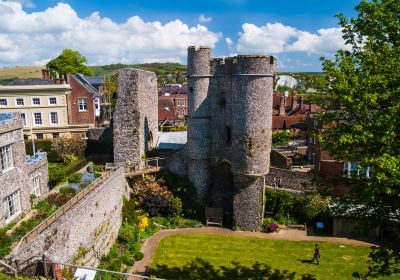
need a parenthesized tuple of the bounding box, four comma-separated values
(264, 167, 313, 191)
(113, 69, 158, 167)
(11, 168, 128, 268)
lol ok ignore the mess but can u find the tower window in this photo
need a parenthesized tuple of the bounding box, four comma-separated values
(226, 126, 232, 145)
(218, 92, 226, 109)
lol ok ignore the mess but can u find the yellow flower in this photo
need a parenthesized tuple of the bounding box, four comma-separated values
(137, 215, 148, 231)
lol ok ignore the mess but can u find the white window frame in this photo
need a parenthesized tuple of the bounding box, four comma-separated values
(32, 112, 42, 126)
(78, 98, 88, 112)
(0, 98, 7, 106)
(20, 113, 26, 126)
(0, 144, 13, 173)
(49, 112, 58, 125)
(36, 133, 44, 139)
(32, 175, 41, 197)
(31, 97, 40, 106)
(176, 99, 181, 106)
(15, 97, 24, 106)
(3, 190, 21, 223)
(52, 133, 59, 139)
(48, 97, 57, 105)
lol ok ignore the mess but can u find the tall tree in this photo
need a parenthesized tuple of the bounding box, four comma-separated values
(46, 49, 92, 80)
(311, 0, 400, 277)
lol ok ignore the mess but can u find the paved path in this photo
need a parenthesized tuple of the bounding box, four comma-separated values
(131, 227, 374, 274)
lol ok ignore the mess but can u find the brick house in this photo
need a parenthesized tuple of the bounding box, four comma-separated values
(272, 91, 309, 136)
(0, 113, 48, 226)
(159, 84, 188, 117)
(158, 108, 183, 131)
(67, 74, 106, 136)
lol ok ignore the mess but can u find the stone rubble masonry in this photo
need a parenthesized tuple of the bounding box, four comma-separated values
(113, 69, 158, 167)
(11, 168, 129, 268)
(0, 114, 49, 227)
(185, 46, 276, 231)
(265, 167, 313, 192)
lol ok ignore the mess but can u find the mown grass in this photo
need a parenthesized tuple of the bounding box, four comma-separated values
(150, 234, 398, 280)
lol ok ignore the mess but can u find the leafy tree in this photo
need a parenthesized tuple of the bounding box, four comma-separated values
(51, 137, 86, 163)
(272, 130, 292, 147)
(311, 0, 400, 277)
(46, 49, 92, 80)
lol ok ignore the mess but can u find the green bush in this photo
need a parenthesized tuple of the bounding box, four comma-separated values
(0, 273, 33, 280)
(272, 130, 292, 147)
(25, 139, 62, 162)
(67, 173, 82, 184)
(65, 159, 87, 174)
(134, 251, 144, 261)
(0, 229, 12, 258)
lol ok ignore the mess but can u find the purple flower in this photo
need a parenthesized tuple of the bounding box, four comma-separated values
(267, 223, 278, 233)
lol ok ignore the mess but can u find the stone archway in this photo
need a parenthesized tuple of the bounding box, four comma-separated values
(209, 161, 234, 224)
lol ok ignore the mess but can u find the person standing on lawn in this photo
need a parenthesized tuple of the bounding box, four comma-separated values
(312, 244, 320, 265)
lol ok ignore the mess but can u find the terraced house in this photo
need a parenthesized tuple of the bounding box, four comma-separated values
(0, 113, 48, 227)
(0, 80, 92, 139)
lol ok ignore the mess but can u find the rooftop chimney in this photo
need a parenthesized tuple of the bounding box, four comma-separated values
(290, 90, 297, 112)
(41, 69, 50, 80)
(279, 95, 286, 116)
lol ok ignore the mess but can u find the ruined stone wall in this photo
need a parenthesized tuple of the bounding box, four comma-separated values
(12, 168, 128, 268)
(0, 120, 30, 227)
(27, 153, 49, 200)
(264, 167, 313, 191)
(113, 69, 158, 167)
(270, 149, 292, 169)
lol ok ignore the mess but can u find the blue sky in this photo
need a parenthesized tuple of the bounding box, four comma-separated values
(0, 0, 361, 71)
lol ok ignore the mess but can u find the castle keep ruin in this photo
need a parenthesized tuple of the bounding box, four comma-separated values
(113, 48, 275, 231)
(113, 69, 158, 166)
(186, 46, 275, 231)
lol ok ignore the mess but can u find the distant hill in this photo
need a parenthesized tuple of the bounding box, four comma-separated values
(90, 63, 188, 85)
(0, 64, 323, 86)
(0, 66, 44, 85)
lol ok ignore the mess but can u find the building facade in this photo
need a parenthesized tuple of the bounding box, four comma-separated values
(0, 113, 48, 227)
(0, 83, 91, 139)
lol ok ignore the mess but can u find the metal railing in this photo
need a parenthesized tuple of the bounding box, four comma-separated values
(53, 262, 166, 280)
(14, 171, 114, 251)
(124, 157, 166, 175)
(0, 260, 17, 277)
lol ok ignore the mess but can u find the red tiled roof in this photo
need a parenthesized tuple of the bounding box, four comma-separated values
(158, 108, 180, 121)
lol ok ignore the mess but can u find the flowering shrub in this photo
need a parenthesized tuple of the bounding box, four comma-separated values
(267, 223, 279, 233)
(132, 176, 182, 217)
(137, 215, 149, 231)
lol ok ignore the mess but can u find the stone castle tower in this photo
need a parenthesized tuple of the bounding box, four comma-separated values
(113, 69, 158, 167)
(187, 46, 276, 231)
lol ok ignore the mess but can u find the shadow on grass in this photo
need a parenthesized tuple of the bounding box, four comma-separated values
(150, 258, 316, 280)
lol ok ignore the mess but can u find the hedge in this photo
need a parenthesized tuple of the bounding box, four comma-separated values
(25, 139, 62, 162)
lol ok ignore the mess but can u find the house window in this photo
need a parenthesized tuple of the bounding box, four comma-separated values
(344, 162, 371, 178)
(52, 133, 59, 139)
(177, 99, 181, 107)
(0, 99, 7, 106)
(32, 176, 41, 196)
(32, 98, 40, 105)
(33, 112, 42, 125)
(20, 113, 26, 125)
(16, 98, 24, 106)
(48, 97, 57, 105)
(0, 144, 13, 172)
(50, 112, 58, 124)
(78, 98, 88, 111)
(36, 133, 43, 139)
(3, 191, 21, 221)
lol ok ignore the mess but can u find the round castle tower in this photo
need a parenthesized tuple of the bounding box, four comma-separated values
(231, 55, 276, 230)
(187, 46, 211, 199)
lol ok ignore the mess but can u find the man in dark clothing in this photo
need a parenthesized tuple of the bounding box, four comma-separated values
(312, 244, 320, 265)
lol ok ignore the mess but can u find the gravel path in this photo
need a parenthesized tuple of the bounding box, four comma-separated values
(131, 227, 374, 274)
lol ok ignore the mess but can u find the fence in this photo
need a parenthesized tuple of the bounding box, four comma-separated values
(15, 171, 114, 251)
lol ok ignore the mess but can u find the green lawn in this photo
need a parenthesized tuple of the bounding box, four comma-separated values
(149, 234, 397, 280)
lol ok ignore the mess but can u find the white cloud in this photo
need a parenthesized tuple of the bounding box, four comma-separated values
(234, 22, 349, 56)
(0, 1, 221, 66)
(198, 14, 212, 23)
(9, 0, 35, 8)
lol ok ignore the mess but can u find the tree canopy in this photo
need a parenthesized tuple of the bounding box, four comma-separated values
(46, 49, 92, 80)
(311, 0, 400, 277)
